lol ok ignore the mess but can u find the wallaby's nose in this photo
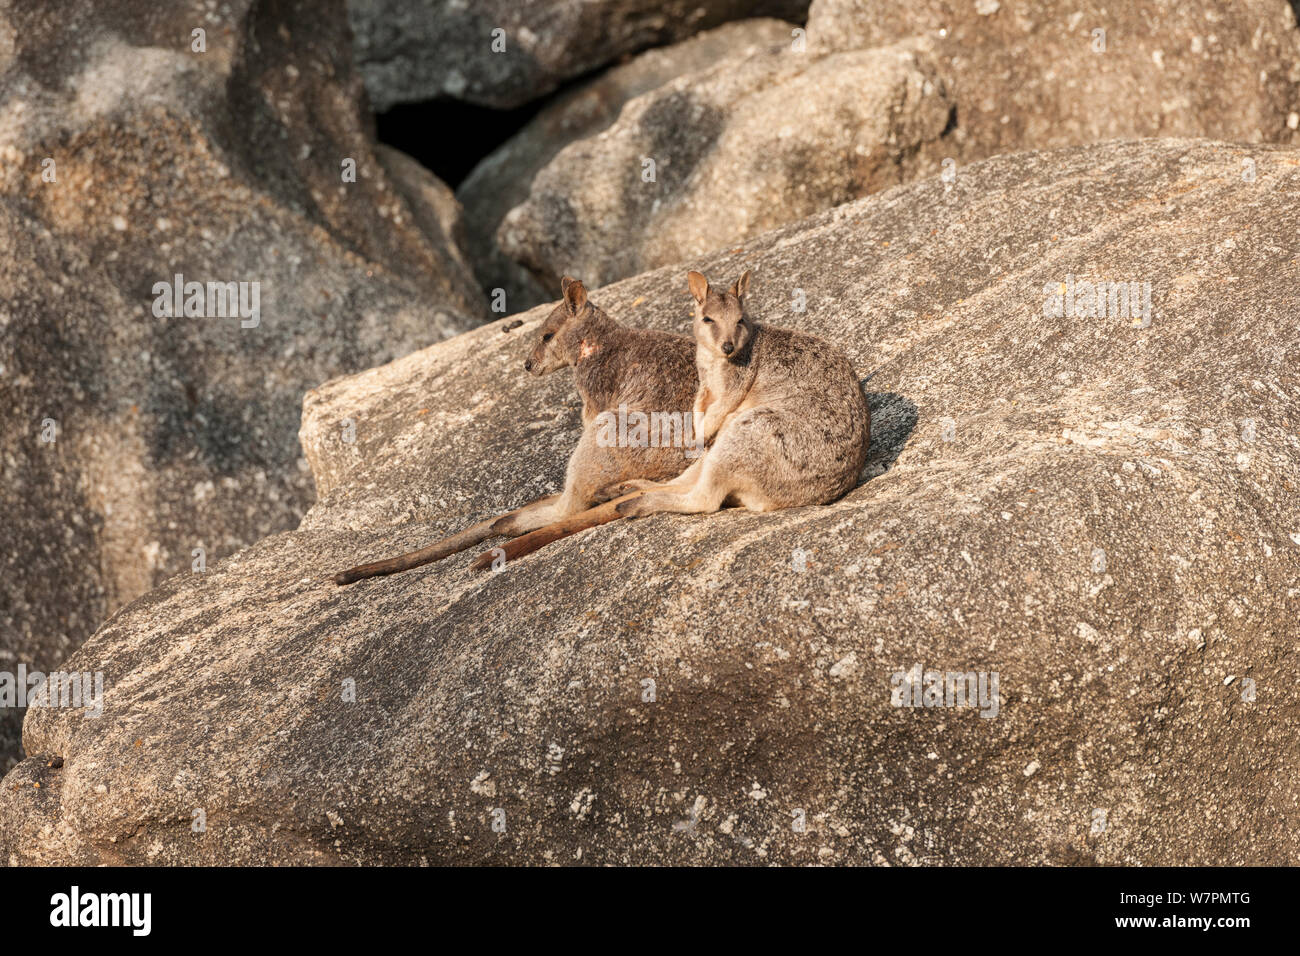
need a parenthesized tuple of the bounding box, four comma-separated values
(524, 359, 534, 371)
(721, 342, 735, 355)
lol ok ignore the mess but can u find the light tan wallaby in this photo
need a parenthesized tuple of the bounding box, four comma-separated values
(335, 277, 696, 584)
(471, 269, 871, 569)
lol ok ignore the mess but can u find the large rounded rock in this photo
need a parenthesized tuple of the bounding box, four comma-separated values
(458, 18, 798, 313)
(498, 40, 954, 290)
(346, 0, 812, 110)
(2, 140, 1297, 864)
(496, 0, 1300, 290)
(0, 0, 485, 768)
(807, 0, 1300, 153)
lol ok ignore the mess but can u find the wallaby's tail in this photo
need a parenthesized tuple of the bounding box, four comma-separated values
(333, 514, 504, 585)
(468, 492, 644, 571)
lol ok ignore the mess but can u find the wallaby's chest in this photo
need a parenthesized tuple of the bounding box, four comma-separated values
(698, 362, 729, 403)
(697, 349, 755, 411)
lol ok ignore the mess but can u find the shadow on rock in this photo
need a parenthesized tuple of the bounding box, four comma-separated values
(862, 390, 917, 479)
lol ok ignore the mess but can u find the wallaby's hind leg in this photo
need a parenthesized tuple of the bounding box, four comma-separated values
(488, 492, 568, 536)
(333, 493, 561, 585)
(470, 466, 731, 573)
(468, 491, 649, 571)
(615, 407, 795, 521)
(613, 458, 732, 519)
(471, 459, 738, 572)
(493, 422, 632, 536)
(617, 420, 788, 519)
(600, 457, 707, 500)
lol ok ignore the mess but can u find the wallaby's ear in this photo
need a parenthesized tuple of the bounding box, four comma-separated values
(729, 270, 752, 300)
(687, 271, 710, 305)
(562, 276, 587, 313)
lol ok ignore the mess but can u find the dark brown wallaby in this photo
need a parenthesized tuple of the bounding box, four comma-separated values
(469, 268, 871, 569)
(334, 277, 697, 584)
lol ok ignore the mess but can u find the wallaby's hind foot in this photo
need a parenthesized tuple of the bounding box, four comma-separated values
(333, 494, 562, 585)
(602, 458, 708, 501)
(614, 481, 728, 519)
(469, 492, 647, 571)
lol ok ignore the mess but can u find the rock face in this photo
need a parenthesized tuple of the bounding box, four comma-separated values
(346, 0, 812, 110)
(496, 0, 1300, 289)
(0, 0, 484, 768)
(808, 0, 1300, 155)
(499, 40, 954, 290)
(3, 139, 1298, 865)
(458, 18, 798, 313)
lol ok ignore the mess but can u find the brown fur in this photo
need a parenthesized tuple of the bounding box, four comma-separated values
(334, 277, 696, 585)
(467, 269, 871, 569)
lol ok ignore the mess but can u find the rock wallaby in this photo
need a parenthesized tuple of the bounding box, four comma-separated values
(334, 277, 697, 584)
(470, 269, 871, 569)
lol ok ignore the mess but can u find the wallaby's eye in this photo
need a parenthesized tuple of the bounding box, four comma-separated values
(701, 317, 714, 324)
(542, 332, 554, 342)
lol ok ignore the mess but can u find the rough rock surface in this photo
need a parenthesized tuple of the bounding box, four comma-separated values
(498, 0, 1300, 289)
(499, 40, 954, 290)
(3, 140, 1299, 865)
(458, 18, 797, 313)
(346, 0, 811, 110)
(808, 0, 1300, 156)
(0, 0, 485, 768)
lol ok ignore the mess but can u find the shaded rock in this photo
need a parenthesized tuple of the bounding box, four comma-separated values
(458, 18, 798, 313)
(498, 39, 954, 289)
(375, 144, 480, 298)
(346, 0, 812, 110)
(3, 139, 1298, 864)
(0, 0, 484, 769)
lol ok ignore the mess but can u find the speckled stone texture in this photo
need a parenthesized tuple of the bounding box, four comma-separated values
(346, 0, 812, 110)
(0, 0, 485, 769)
(2, 140, 1297, 864)
(457, 18, 798, 313)
(497, 0, 1300, 288)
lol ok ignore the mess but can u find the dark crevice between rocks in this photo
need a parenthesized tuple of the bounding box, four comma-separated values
(375, 97, 548, 189)
(372, 60, 613, 188)
(371, 64, 626, 314)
